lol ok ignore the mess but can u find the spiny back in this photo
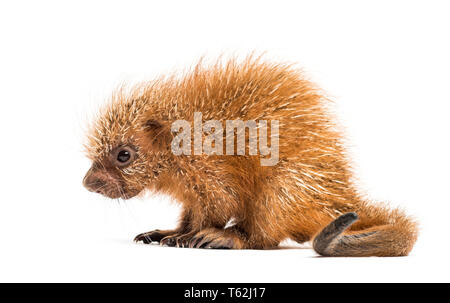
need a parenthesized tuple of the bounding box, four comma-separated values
(86, 56, 345, 164)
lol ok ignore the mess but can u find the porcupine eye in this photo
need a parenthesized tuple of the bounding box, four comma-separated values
(112, 146, 135, 167)
(117, 150, 130, 163)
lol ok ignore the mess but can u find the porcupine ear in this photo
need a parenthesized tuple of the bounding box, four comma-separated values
(144, 119, 162, 130)
(140, 118, 172, 151)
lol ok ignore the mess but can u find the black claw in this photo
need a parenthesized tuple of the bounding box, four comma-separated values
(198, 239, 211, 249)
(176, 238, 185, 248)
(190, 236, 204, 248)
(142, 236, 152, 244)
(134, 234, 143, 242)
(134, 233, 153, 244)
(166, 238, 176, 247)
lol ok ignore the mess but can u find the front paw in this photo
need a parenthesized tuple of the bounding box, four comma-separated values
(134, 229, 172, 244)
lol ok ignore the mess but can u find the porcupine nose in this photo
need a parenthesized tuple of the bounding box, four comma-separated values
(83, 169, 107, 194)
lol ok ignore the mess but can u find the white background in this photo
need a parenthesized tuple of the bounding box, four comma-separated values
(0, 0, 449, 282)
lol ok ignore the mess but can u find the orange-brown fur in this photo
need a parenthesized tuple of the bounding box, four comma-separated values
(83, 55, 418, 256)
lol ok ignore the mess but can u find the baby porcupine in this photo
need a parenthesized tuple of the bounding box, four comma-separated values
(83, 56, 418, 256)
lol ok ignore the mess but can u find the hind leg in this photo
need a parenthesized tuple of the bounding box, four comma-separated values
(313, 208, 418, 257)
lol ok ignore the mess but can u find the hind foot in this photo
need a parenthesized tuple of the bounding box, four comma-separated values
(188, 228, 246, 249)
(158, 228, 246, 249)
